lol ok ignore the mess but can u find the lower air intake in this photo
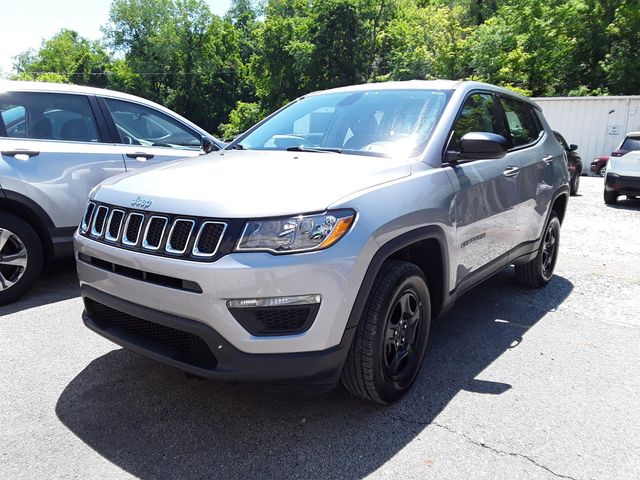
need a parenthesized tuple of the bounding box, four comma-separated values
(85, 298, 217, 369)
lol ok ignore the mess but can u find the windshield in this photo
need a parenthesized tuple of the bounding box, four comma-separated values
(236, 89, 451, 158)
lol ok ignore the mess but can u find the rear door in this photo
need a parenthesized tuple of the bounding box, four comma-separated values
(496, 96, 562, 247)
(0, 91, 126, 228)
(444, 92, 520, 286)
(98, 97, 208, 170)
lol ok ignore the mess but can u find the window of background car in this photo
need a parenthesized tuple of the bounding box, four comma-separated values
(0, 92, 98, 142)
(620, 136, 640, 151)
(237, 89, 451, 157)
(104, 98, 201, 150)
(448, 93, 504, 152)
(553, 131, 569, 150)
(500, 97, 543, 147)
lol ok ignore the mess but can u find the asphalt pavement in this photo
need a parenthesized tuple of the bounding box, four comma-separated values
(1, 176, 639, 479)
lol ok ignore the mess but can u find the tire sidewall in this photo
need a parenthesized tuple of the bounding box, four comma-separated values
(0, 214, 43, 305)
(372, 271, 431, 403)
(540, 214, 560, 282)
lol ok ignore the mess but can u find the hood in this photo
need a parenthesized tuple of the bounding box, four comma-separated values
(94, 150, 411, 217)
(609, 152, 640, 177)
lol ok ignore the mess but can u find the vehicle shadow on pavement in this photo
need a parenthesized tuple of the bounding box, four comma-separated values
(55, 268, 573, 479)
(0, 259, 79, 316)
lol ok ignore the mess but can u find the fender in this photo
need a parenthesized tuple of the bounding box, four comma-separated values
(344, 225, 449, 330)
(0, 188, 56, 256)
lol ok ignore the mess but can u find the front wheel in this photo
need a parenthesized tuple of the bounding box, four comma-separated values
(515, 212, 560, 288)
(341, 261, 431, 404)
(0, 213, 44, 305)
(598, 166, 607, 177)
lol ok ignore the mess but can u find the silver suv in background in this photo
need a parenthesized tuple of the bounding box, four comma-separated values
(75, 80, 569, 403)
(0, 80, 223, 304)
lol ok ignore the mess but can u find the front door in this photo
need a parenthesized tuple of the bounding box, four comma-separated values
(444, 92, 521, 287)
(98, 97, 206, 170)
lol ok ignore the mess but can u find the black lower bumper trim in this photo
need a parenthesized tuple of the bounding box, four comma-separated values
(606, 174, 640, 195)
(81, 285, 354, 387)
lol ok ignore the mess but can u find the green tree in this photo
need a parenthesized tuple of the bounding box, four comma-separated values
(13, 29, 111, 87)
(384, 2, 470, 81)
(105, 0, 243, 132)
(218, 101, 263, 139)
(602, 0, 640, 95)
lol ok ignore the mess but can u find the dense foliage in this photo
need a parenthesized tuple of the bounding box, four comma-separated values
(10, 0, 640, 138)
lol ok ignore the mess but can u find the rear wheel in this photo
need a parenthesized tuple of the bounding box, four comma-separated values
(603, 190, 618, 205)
(598, 166, 607, 177)
(0, 213, 43, 305)
(515, 212, 560, 288)
(570, 171, 580, 196)
(341, 261, 431, 404)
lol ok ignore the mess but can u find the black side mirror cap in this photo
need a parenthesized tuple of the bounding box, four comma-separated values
(569, 144, 578, 151)
(458, 132, 508, 161)
(201, 136, 217, 154)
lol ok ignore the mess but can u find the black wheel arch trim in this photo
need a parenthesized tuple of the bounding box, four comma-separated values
(0, 188, 57, 256)
(344, 225, 449, 330)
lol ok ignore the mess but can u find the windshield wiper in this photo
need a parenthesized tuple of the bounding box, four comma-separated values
(285, 145, 343, 154)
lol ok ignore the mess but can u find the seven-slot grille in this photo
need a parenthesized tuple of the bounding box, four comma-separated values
(80, 201, 227, 261)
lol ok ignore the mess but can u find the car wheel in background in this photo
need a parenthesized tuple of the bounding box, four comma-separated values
(598, 166, 607, 177)
(341, 260, 431, 404)
(0, 213, 43, 305)
(570, 172, 580, 196)
(603, 190, 618, 205)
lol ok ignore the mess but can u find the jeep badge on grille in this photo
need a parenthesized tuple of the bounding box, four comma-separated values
(131, 196, 153, 209)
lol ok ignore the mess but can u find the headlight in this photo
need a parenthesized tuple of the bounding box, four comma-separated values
(236, 209, 356, 253)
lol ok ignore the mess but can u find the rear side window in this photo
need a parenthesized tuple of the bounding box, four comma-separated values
(0, 92, 99, 142)
(499, 97, 543, 147)
(449, 93, 503, 151)
(620, 136, 640, 151)
(103, 98, 201, 150)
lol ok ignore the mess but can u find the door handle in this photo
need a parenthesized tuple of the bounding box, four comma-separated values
(543, 155, 554, 164)
(503, 166, 520, 178)
(1, 149, 40, 160)
(126, 152, 154, 161)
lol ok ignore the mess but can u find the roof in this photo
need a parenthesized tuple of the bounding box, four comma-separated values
(0, 79, 212, 136)
(304, 79, 536, 107)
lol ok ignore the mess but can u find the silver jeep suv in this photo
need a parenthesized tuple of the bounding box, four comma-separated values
(75, 81, 569, 404)
(0, 80, 223, 304)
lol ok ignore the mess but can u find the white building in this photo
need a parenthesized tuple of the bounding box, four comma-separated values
(532, 96, 640, 175)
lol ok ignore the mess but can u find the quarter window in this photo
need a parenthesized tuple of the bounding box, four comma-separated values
(500, 97, 543, 147)
(103, 98, 201, 150)
(449, 93, 503, 151)
(0, 92, 98, 142)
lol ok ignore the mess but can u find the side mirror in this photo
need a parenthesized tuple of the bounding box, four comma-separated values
(569, 144, 578, 151)
(458, 132, 508, 161)
(201, 136, 216, 154)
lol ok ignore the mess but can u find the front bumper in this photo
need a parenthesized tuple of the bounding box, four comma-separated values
(82, 285, 354, 388)
(605, 174, 640, 195)
(74, 219, 376, 356)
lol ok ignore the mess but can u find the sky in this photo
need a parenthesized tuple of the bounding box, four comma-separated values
(0, 0, 232, 75)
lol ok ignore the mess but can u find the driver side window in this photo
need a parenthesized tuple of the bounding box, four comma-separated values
(103, 98, 201, 150)
(449, 93, 501, 152)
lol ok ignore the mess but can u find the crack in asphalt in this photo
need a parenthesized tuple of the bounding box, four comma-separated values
(391, 416, 581, 480)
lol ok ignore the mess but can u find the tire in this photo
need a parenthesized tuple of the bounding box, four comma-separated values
(598, 166, 606, 177)
(570, 171, 580, 196)
(0, 213, 44, 305)
(515, 212, 560, 288)
(603, 190, 618, 205)
(341, 260, 431, 404)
